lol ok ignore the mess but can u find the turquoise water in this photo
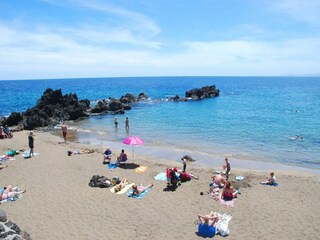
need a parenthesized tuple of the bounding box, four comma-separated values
(1, 77, 319, 170)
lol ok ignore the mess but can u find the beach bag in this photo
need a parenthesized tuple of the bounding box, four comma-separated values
(216, 214, 232, 236)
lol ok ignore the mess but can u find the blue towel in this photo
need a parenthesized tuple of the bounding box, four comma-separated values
(127, 188, 151, 199)
(108, 163, 118, 169)
(153, 172, 167, 181)
(260, 182, 279, 186)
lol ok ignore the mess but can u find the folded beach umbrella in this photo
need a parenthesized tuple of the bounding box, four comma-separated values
(122, 136, 144, 162)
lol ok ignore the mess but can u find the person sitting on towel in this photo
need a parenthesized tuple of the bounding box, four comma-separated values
(220, 181, 238, 201)
(260, 172, 276, 185)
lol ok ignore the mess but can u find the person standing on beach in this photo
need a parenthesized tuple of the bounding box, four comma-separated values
(114, 117, 118, 128)
(181, 157, 187, 172)
(61, 122, 68, 144)
(125, 117, 129, 131)
(223, 157, 231, 180)
(28, 132, 34, 158)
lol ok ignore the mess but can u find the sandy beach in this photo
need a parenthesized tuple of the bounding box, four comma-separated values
(1, 131, 319, 240)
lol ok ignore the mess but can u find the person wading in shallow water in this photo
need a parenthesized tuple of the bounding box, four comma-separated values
(125, 117, 129, 131)
(61, 122, 68, 144)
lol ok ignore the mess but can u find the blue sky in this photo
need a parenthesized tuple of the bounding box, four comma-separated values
(0, 0, 319, 80)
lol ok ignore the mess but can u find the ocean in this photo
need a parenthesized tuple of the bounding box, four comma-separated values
(0, 77, 319, 171)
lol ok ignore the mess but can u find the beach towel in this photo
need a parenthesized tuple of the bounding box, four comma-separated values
(110, 183, 134, 194)
(127, 187, 151, 199)
(108, 163, 118, 169)
(153, 172, 167, 181)
(219, 198, 236, 207)
(135, 166, 148, 173)
(22, 151, 40, 158)
(260, 182, 279, 186)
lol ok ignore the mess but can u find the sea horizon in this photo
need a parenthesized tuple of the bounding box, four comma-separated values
(1, 76, 319, 172)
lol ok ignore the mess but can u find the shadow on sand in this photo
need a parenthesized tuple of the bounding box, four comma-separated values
(119, 163, 140, 170)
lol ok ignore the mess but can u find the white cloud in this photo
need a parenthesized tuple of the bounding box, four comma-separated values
(39, 0, 161, 37)
(1, 19, 319, 79)
(270, 0, 320, 26)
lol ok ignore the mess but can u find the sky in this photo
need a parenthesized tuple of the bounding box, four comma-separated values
(0, 0, 319, 80)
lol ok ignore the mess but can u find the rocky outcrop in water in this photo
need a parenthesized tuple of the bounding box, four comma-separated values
(0, 86, 219, 130)
(185, 85, 219, 99)
(0, 209, 31, 240)
(3, 88, 90, 130)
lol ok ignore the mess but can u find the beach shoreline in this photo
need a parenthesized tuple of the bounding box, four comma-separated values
(52, 126, 320, 175)
(1, 130, 319, 240)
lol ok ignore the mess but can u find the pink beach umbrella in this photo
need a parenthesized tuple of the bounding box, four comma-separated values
(122, 136, 144, 162)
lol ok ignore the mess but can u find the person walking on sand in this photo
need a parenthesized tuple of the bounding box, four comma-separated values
(223, 157, 231, 180)
(28, 132, 34, 158)
(125, 117, 129, 131)
(114, 117, 118, 128)
(61, 122, 68, 144)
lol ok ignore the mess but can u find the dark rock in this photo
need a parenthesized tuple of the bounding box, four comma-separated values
(5, 221, 21, 234)
(0, 223, 5, 232)
(182, 155, 196, 162)
(170, 95, 180, 101)
(0, 209, 7, 222)
(107, 99, 125, 112)
(120, 93, 137, 104)
(5, 88, 91, 130)
(91, 100, 108, 114)
(80, 99, 90, 109)
(138, 92, 149, 101)
(185, 85, 219, 99)
(5, 112, 23, 127)
(12, 235, 23, 240)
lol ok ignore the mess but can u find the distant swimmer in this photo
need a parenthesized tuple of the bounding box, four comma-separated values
(114, 117, 118, 128)
(289, 135, 303, 140)
(125, 117, 129, 131)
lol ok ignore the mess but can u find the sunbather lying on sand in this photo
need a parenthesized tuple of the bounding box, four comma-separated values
(198, 211, 219, 227)
(67, 149, 94, 156)
(114, 178, 129, 192)
(132, 184, 153, 197)
(0, 185, 26, 201)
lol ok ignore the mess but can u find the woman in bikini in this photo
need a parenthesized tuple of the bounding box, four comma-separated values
(132, 184, 153, 197)
(220, 181, 237, 201)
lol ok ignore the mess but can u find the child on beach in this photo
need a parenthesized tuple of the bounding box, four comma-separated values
(260, 172, 276, 185)
(223, 157, 231, 180)
(181, 157, 187, 172)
